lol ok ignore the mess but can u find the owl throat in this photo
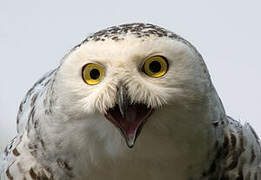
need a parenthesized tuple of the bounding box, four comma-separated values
(104, 83, 154, 148)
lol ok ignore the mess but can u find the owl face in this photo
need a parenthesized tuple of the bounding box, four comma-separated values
(55, 24, 210, 147)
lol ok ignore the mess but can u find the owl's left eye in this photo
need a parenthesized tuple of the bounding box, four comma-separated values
(82, 63, 104, 85)
(142, 56, 168, 78)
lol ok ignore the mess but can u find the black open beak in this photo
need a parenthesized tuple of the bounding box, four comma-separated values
(105, 82, 153, 148)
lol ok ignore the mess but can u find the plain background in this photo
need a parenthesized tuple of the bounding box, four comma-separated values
(0, 0, 260, 152)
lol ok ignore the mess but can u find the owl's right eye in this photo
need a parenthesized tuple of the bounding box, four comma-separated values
(82, 63, 104, 85)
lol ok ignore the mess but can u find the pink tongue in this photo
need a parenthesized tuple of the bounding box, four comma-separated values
(106, 104, 153, 135)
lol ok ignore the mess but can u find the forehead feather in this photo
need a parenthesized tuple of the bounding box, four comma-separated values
(83, 23, 180, 42)
(63, 23, 205, 70)
(73, 37, 189, 65)
(74, 23, 202, 60)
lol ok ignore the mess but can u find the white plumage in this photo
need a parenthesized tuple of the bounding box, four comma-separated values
(0, 23, 260, 179)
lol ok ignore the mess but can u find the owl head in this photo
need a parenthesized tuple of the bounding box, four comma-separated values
(54, 23, 213, 148)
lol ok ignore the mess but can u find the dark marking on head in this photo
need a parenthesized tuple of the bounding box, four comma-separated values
(57, 158, 73, 171)
(4, 146, 9, 156)
(17, 102, 25, 125)
(45, 109, 52, 115)
(26, 107, 36, 133)
(6, 167, 13, 180)
(29, 107, 36, 123)
(49, 98, 53, 106)
(44, 167, 54, 180)
(29, 168, 51, 180)
(16, 116, 20, 126)
(222, 122, 246, 174)
(39, 174, 49, 180)
(12, 148, 20, 156)
(43, 97, 54, 115)
(40, 139, 46, 150)
(34, 119, 39, 128)
(213, 121, 219, 127)
(56, 158, 74, 178)
(228, 116, 242, 127)
(68, 23, 207, 80)
(18, 103, 23, 112)
(226, 152, 239, 170)
(44, 78, 52, 87)
(82, 23, 182, 43)
(31, 93, 38, 107)
(29, 168, 37, 179)
(28, 143, 38, 150)
(4, 136, 20, 156)
(26, 87, 35, 99)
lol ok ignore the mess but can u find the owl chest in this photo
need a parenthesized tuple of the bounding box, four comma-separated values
(55, 111, 215, 179)
(71, 132, 212, 180)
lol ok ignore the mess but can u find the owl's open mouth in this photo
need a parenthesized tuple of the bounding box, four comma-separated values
(105, 104, 153, 148)
(104, 83, 153, 148)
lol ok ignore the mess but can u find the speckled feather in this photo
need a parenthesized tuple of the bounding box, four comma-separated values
(1, 23, 260, 180)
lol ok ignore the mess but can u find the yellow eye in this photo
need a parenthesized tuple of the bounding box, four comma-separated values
(143, 56, 168, 78)
(82, 63, 104, 85)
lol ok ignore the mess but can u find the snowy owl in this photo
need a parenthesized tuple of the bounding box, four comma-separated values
(0, 23, 260, 180)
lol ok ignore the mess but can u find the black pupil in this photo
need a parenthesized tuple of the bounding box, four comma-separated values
(149, 61, 161, 73)
(90, 69, 100, 80)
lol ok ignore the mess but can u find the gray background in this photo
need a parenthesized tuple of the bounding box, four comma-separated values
(0, 0, 260, 151)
